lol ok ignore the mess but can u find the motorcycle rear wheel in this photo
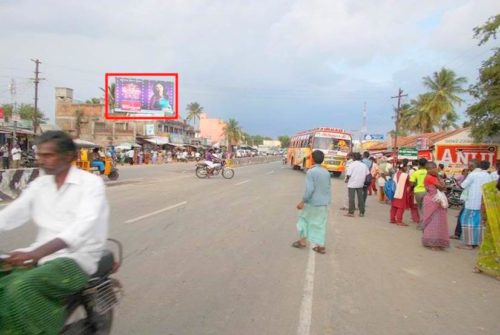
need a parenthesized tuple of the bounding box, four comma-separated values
(222, 168, 235, 179)
(196, 167, 208, 178)
(61, 309, 113, 335)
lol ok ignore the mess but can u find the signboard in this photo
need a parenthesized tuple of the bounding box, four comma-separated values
(115, 77, 175, 116)
(398, 147, 418, 160)
(145, 124, 155, 136)
(436, 145, 497, 167)
(0, 107, 4, 120)
(314, 132, 351, 140)
(416, 137, 430, 150)
(364, 134, 384, 141)
(418, 150, 433, 161)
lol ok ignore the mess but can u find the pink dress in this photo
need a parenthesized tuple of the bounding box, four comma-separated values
(422, 175, 449, 248)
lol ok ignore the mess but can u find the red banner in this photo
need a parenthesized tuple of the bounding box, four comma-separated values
(418, 150, 432, 160)
(436, 145, 497, 166)
(0, 107, 4, 119)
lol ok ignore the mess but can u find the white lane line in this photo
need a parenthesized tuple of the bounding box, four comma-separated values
(266, 170, 275, 175)
(297, 248, 316, 335)
(124, 201, 188, 223)
(235, 180, 251, 186)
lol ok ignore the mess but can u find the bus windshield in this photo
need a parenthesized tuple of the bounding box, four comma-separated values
(313, 136, 351, 152)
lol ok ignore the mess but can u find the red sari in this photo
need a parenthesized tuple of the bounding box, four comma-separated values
(390, 171, 420, 224)
(422, 175, 449, 248)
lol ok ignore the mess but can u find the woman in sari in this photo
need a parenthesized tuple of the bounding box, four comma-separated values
(390, 163, 419, 226)
(422, 162, 449, 250)
(473, 179, 500, 279)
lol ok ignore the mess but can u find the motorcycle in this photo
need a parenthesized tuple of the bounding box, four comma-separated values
(443, 177, 464, 208)
(21, 150, 37, 168)
(0, 239, 123, 335)
(195, 159, 234, 179)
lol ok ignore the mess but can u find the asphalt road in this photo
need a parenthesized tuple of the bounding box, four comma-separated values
(1, 161, 499, 335)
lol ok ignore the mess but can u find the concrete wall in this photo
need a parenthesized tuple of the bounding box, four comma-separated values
(0, 168, 39, 201)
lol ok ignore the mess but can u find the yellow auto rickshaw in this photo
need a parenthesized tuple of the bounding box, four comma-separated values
(73, 140, 120, 181)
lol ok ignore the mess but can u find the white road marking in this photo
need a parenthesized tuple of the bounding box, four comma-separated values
(124, 201, 188, 223)
(235, 180, 251, 186)
(297, 248, 316, 335)
(266, 170, 274, 175)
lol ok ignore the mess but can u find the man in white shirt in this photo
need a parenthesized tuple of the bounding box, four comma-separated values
(458, 160, 492, 249)
(345, 152, 370, 217)
(0, 131, 109, 334)
(11, 144, 22, 169)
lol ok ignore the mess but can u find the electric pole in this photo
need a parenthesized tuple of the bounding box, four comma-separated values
(9, 79, 17, 144)
(391, 88, 408, 162)
(31, 59, 43, 134)
(361, 101, 367, 142)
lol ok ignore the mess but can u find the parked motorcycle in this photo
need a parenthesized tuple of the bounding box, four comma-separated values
(21, 150, 37, 168)
(0, 239, 123, 335)
(444, 177, 464, 208)
(195, 159, 234, 179)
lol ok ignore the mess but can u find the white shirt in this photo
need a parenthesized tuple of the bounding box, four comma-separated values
(346, 160, 370, 188)
(127, 150, 135, 158)
(461, 169, 492, 210)
(0, 167, 109, 275)
(11, 147, 22, 161)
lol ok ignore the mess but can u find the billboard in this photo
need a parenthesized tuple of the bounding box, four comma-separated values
(436, 145, 497, 166)
(105, 73, 178, 120)
(364, 134, 384, 141)
(398, 147, 418, 160)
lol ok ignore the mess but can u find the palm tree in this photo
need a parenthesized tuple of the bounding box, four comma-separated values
(100, 83, 116, 113)
(422, 68, 466, 126)
(223, 118, 242, 152)
(409, 94, 436, 133)
(438, 110, 459, 131)
(186, 102, 203, 129)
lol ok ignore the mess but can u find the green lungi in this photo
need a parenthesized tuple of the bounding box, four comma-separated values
(0, 258, 89, 335)
(297, 204, 329, 246)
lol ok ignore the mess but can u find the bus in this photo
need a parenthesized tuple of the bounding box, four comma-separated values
(287, 127, 352, 177)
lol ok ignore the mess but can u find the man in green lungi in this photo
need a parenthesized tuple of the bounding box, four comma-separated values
(0, 131, 109, 334)
(292, 150, 331, 254)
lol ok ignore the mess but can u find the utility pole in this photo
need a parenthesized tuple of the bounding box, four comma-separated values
(391, 88, 408, 163)
(9, 79, 17, 144)
(361, 101, 367, 142)
(31, 59, 43, 134)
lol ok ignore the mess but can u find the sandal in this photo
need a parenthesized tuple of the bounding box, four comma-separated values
(472, 267, 482, 274)
(291, 241, 306, 249)
(449, 235, 460, 240)
(344, 213, 355, 218)
(312, 246, 326, 254)
(397, 223, 409, 227)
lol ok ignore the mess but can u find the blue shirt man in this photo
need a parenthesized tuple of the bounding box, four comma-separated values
(293, 150, 331, 254)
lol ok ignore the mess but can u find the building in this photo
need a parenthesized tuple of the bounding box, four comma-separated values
(55, 87, 195, 146)
(198, 113, 226, 146)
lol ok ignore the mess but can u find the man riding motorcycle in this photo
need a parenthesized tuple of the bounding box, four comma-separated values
(0, 130, 109, 334)
(204, 149, 221, 175)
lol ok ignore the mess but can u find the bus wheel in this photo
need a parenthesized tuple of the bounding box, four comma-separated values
(332, 171, 342, 178)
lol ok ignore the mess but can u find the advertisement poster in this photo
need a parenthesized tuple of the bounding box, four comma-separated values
(436, 145, 498, 167)
(115, 78, 174, 116)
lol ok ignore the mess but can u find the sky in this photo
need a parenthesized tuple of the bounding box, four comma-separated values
(0, 0, 499, 139)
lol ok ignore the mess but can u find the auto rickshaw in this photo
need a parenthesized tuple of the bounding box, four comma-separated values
(74, 141, 120, 181)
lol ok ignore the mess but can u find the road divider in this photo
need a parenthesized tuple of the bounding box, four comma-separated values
(125, 201, 188, 223)
(297, 248, 316, 335)
(235, 180, 251, 186)
(229, 156, 281, 167)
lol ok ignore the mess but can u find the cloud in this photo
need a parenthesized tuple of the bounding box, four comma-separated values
(0, 0, 498, 137)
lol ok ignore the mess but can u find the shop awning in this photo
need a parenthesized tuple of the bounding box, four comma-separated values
(144, 136, 170, 145)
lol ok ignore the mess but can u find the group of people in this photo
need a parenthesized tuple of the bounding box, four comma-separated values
(292, 149, 500, 279)
(114, 148, 203, 166)
(0, 143, 24, 170)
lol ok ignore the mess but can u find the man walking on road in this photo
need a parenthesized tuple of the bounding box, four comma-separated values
(345, 152, 370, 218)
(292, 150, 331, 254)
(0, 144, 9, 170)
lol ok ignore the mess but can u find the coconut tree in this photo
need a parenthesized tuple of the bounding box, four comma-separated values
(100, 83, 116, 113)
(223, 118, 242, 152)
(408, 94, 436, 133)
(186, 102, 203, 129)
(422, 68, 467, 125)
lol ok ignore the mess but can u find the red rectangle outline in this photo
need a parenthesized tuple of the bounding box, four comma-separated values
(105, 73, 179, 120)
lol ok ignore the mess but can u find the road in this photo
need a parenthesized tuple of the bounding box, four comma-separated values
(1, 161, 499, 335)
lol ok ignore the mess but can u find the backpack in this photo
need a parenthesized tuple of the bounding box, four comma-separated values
(364, 174, 372, 188)
(384, 177, 397, 201)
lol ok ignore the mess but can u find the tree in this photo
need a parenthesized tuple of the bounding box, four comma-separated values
(186, 102, 203, 128)
(223, 118, 242, 152)
(100, 83, 116, 113)
(278, 135, 290, 148)
(466, 15, 500, 141)
(422, 68, 467, 125)
(85, 98, 101, 104)
(438, 110, 459, 131)
(1, 103, 46, 123)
